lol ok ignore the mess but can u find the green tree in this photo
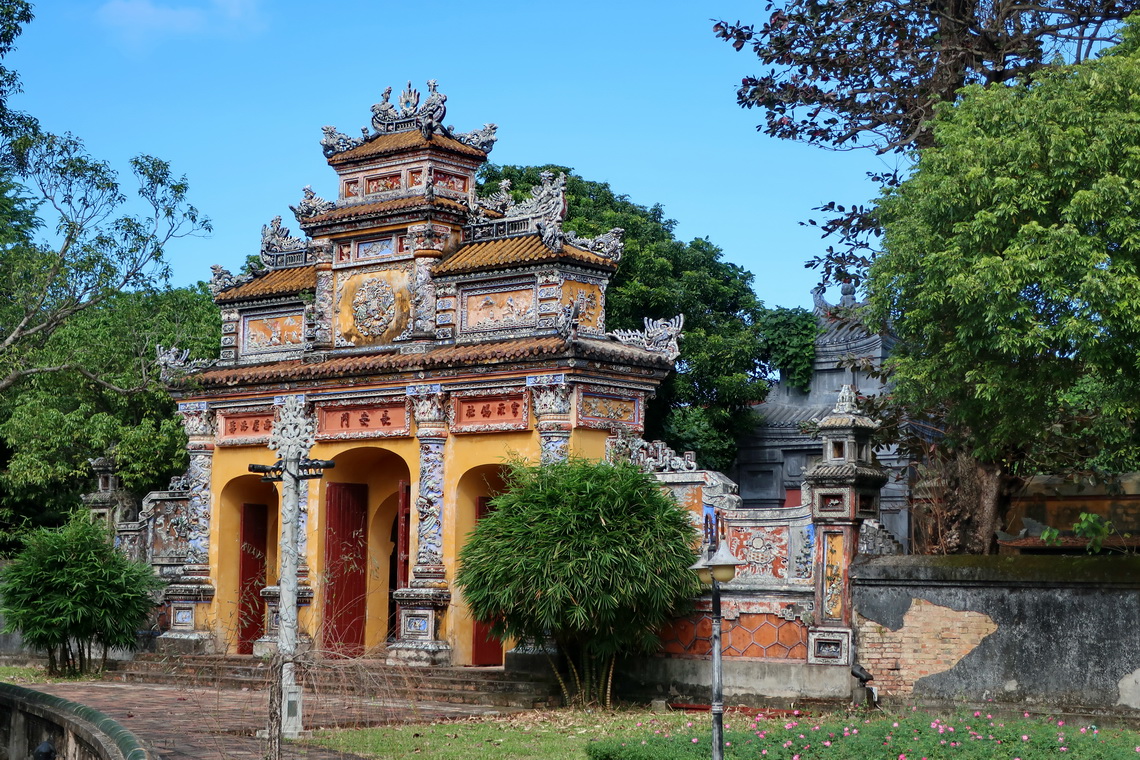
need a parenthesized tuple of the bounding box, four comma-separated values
(0, 284, 219, 527)
(0, 511, 164, 674)
(0, 5, 209, 396)
(714, 0, 1140, 291)
(455, 458, 699, 707)
(478, 165, 800, 471)
(864, 31, 1140, 551)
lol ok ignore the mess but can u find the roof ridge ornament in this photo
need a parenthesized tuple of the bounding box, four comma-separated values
(322, 79, 495, 160)
(465, 171, 622, 260)
(290, 185, 335, 222)
(208, 264, 258, 296)
(609, 314, 685, 361)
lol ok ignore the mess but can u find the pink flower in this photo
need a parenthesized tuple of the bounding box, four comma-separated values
(974, 712, 981, 717)
(1022, 735, 1029, 741)
(692, 738, 699, 743)
(893, 722, 899, 727)
(1058, 720, 1065, 726)
(824, 741, 832, 747)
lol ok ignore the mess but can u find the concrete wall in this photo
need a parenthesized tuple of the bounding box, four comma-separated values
(853, 555, 1140, 712)
(618, 656, 853, 707)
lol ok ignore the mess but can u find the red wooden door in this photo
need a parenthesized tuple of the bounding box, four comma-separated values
(471, 496, 504, 666)
(388, 481, 410, 641)
(237, 503, 268, 655)
(324, 483, 368, 656)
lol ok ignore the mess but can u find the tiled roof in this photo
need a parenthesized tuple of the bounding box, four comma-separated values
(328, 130, 486, 165)
(435, 234, 617, 276)
(191, 336, 670, 388)
(302, 195, 468, 225)
(215, 266, 316, 303)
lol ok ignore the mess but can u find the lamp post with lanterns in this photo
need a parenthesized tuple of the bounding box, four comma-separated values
(689, 511, 743, 760)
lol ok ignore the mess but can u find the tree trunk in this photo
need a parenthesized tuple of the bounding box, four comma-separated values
(970, 461, 1004, 554)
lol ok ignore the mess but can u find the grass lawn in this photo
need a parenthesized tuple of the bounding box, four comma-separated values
(0, 664, 102, 684)
(307, 708, 703, 760)
(306, 707, 1140, 760)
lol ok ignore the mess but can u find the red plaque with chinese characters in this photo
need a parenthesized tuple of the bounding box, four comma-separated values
(317, 404, 408, 438)
(452, 395, 528, 433)
(217, 412, 275, 442)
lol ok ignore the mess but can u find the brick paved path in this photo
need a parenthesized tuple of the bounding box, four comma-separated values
(29, 681, 507, 760)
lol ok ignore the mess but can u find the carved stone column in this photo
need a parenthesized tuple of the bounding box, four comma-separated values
(158, 401, 218, 654)
(529, 376, 572, 463)
(388, 384, 452, 666)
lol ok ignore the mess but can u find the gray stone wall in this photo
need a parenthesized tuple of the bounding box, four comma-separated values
(853, 555, 1140, 712)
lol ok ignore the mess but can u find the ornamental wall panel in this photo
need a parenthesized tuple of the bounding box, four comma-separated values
(560, 279, 606, 335)
(459, 278, 538, 335)
(334, 265, 414, 346)
(241, 310, 305, 356)
(577, 388, 643, 431)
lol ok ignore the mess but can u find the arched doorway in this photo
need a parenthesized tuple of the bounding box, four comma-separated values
(218, 475, 279, 655)
(319, 447, 411, 655)
(456, 464, 509, 666)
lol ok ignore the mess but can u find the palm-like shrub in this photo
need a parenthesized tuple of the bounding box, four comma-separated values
(0, 512, 164, 674)
(456, 458, 699, 707)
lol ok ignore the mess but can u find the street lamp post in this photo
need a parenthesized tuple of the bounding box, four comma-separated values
(690, 513, 742, 760)
(249, 395, 334, 748)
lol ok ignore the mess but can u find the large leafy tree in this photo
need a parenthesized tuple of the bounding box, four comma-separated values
(455, 458, 699, 707)
(0, 5, 213, 538)
(0, 4, 209, 395)
(0, 511, 165, 674)
(714, 0, 1139, 284)
(478, 165, 809, 471)
(864, 31, 1140, 551)
(0, 284, 219, 528)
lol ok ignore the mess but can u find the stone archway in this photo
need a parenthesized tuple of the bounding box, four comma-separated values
(217, 475, 279, 654)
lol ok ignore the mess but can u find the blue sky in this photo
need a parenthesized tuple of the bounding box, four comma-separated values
(9, 0, 897, 310)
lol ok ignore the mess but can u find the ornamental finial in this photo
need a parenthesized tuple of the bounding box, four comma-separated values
(834, 385, 858, 414)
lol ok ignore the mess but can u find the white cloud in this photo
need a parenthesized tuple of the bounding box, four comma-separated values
(97, 0, 263, 49)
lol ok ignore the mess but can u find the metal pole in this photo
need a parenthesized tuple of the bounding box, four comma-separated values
(710, 576, 724, 760)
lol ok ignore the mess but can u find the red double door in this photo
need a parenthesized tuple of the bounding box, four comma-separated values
(323, 482, 410, 656)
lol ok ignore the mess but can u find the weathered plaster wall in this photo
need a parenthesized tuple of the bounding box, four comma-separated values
(853, 555, 1140, 711)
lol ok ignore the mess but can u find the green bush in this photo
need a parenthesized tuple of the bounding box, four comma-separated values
(456, 458, 699, 707)
(0, 512, 164, 674)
